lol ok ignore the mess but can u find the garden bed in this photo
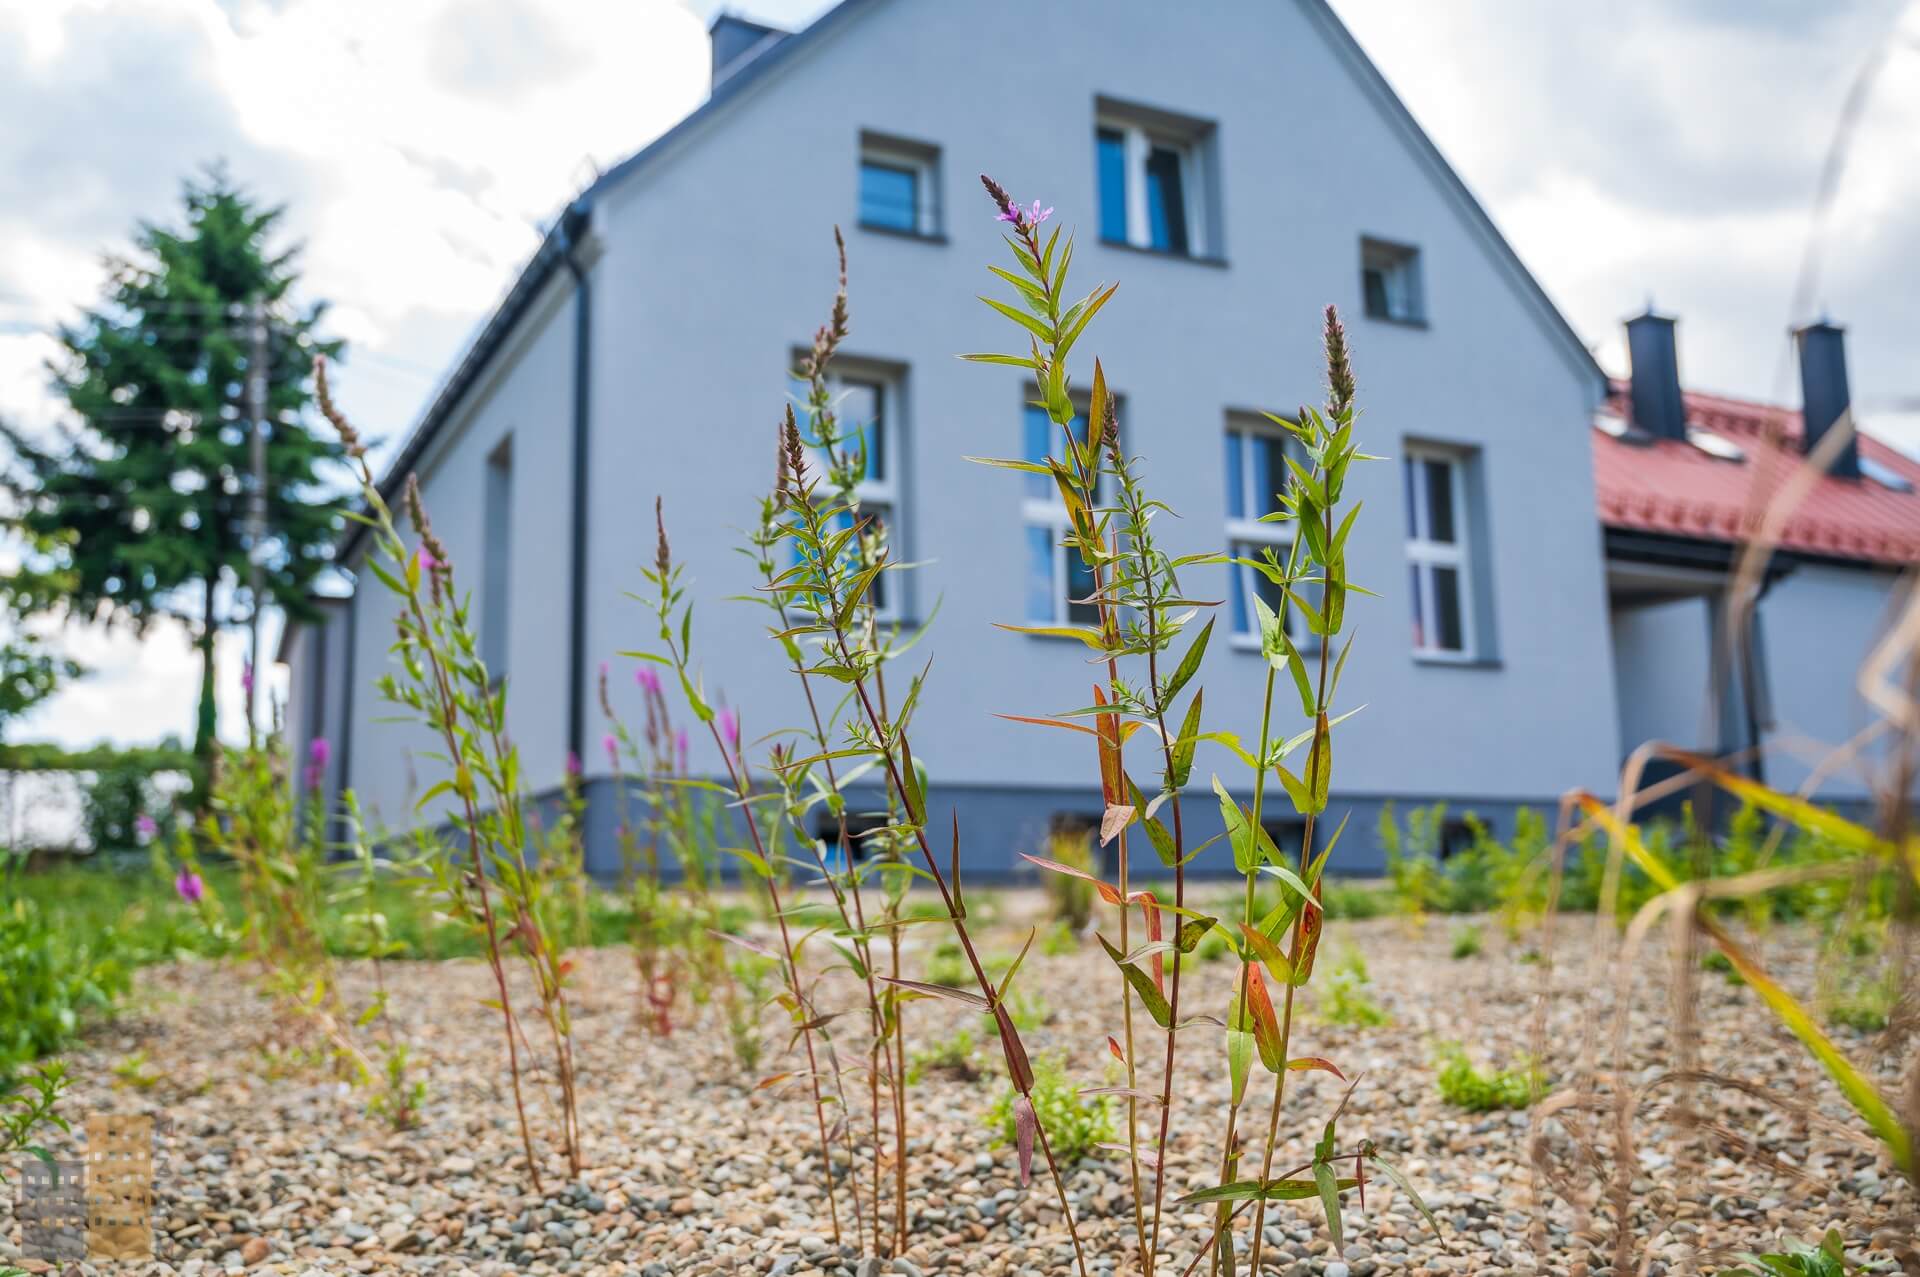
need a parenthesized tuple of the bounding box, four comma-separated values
(3, 901, 1910, 1276)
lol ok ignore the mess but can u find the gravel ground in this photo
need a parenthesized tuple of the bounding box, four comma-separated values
(3, 896, 1912, 1276)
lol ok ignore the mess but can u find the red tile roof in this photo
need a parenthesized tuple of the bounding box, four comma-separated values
(1593, 381, 1920, 565)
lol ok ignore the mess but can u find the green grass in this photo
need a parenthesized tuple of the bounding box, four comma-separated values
(1434, 1042, 1541, 1111)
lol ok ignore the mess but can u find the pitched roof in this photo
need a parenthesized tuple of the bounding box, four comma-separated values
(1593, 381, 1920, 566)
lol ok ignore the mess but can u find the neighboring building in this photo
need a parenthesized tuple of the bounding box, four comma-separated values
(285, 0, 1905, 880)
(1599, 314, 1920, 823)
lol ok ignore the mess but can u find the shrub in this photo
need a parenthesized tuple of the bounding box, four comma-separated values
(0, 888, 130, 1070)
(1041, 826, 1096, 930)
(908, 1027, 981, 1083)
(1449, 923, 1483, 960)
(1040, 920, 1079, 956)
(1724, 1229, 1851, 1277)
(1315, 950, 1388, 1028)
(989, 1053, 1114, 1168)
(1434, 1043, 1540, 1111)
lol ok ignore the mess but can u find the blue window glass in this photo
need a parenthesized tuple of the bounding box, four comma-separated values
(1254, 434, 1285, 516)
(1144, 144, 1189, 255)
(1067, 543, 1098, 625)
(1023, 405, 1053, 500)
(1229, 556, 1250, 636)
(1096, 128, 1128, 243)
(1225, 432, 1245, 520)
(859, 161, 918, 232)
(1025, 524, 1056, 622)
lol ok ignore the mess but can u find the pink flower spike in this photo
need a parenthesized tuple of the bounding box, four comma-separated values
(175, 870, 204, 904)
(603, 733, 619, 767)
(565, 750, 582, 777)
(635, 666, 662, 696)
(135, 814, 158, 840)
(715, 707, 740, 749)
(415, 544, 440, 571)
(1027, 200, 1053, 227)
(674, 728, 689, 774)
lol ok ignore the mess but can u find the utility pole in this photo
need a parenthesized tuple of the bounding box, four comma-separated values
(245, 295, 268, 743)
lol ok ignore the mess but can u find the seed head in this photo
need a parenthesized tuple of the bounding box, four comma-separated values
(402, 473, 450, 581)
(654, 496, 671, 576)
(782, 403, 808, 499)
(979, 173, 1015, 221)
(1323, 304, 1356, 419)
(312, 356, 365, 459)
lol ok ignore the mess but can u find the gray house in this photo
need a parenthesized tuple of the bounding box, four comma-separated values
(286, 0, 1909, 878)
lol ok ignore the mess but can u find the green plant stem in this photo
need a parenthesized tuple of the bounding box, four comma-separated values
(1245, 502, 1335, 1277)
(1213, 663, 1276, 1276)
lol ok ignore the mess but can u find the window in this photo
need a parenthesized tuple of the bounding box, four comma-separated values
(1403, 447, 1475, 658)
(1094, 102, 1216, 257)
(1361, 238, 1424, 324)
(858, 132, 940, 238)
(1224, 415, 1314, 648)
(481, 437, 512, 681)
(788, 368, 902, 620)
(1022, 399, 1110, 627)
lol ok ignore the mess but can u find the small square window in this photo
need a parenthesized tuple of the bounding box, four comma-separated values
(1095, 100, 1217, 258)
(1362, 238, 1425, 324)
(858, 132, 940, 238)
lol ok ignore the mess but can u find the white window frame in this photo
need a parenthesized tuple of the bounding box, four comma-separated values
(1403, 445, 1475, 661)
(858, 134, 940, 238)
(1224, 417, 1309, 651)
(1362, 238, 1425, 324)
(791, 369, 903, 623)
(1099, 119, 1207, 258)
(1022, 401, 1109, 628)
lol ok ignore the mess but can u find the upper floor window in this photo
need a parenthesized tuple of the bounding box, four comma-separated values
(789, 367, 902, 620)
(1022, 398, 1111, 627)
(1095, 100, 1218, 258)
(1362, 238, 1425, 324)
(1225, 415, 1313, 648)
(1403, 445, 1475, 658)
(858, 131, 941, 239)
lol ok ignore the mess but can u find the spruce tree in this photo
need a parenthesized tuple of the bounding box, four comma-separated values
(1, 166, 344, 785)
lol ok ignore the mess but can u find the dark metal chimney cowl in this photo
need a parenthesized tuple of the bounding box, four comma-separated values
(1625, 310, 1687, 442)
(1795, 320, 1860, 480)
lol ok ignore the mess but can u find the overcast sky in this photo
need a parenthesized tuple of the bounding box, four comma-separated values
(1, 0, 1916, 751)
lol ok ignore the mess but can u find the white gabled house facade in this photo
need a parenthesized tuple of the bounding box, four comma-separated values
(284, 0, 1628, 877)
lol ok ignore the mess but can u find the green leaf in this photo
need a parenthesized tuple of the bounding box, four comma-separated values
(1162, 617, 1214, 707)
(1227, 1029, 1253, 1105)
(1098, 933, 1172, 1029)
(963, 455, 1052, 474)
(959, 352, 1041, 368)
(1177, 1177, 1358, 1205)
(1170, 690, 1203, 790)
(1314, 1159, 1344, 1251)
(1130, 779, 1180, 868)
(1239, 920, 1295, 985)
(1213, 775, 1259, 874)
(979, 294, 1054, 345)
(1175, 915, 1216, 953)
(993, 622, 1106, 650)
(1274, 762, 1312, 816)
(1366, 1150, 1441, 1237)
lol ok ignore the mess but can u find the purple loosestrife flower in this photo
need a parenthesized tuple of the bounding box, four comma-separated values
(674, 728, 689, 775)
(603, 733, 619, 768)
(135, 814, 158, 840)
(636, 666, 662, 697)
(416, 544, 441, 572)
(565, 750, 582, 778)
(994, 199, 1053, 231)
(304, 736, 331, 791)
(175, 870, 204, 904)
(715, 707, 740, 752)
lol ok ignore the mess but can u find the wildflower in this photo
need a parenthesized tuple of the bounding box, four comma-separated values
(416, 544, 441, 572)
(674, 728, 689, 774)
(636, 666, 662, 697)
(603, 732, 619, 768)
(134, 813, 158, 840)
(304, 737, 331, 791)
(175, 870, 204, 904)
(240, 662, 254, 695)
(716, 706, 741, 751)
(565, 750, 582, 777)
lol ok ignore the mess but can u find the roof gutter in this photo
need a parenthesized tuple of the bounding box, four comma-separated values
(558, 207, 594, 765)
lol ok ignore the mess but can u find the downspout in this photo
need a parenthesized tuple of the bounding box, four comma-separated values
(559, 205, 594, 765)
(1738, 565, 1789, 786)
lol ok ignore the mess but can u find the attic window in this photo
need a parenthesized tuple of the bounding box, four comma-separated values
(858, 132, 941, 238)
(1361, 238, 1425, 324)
(1861, 455, 1914, 493)
(1685, 427, 1745, 463)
